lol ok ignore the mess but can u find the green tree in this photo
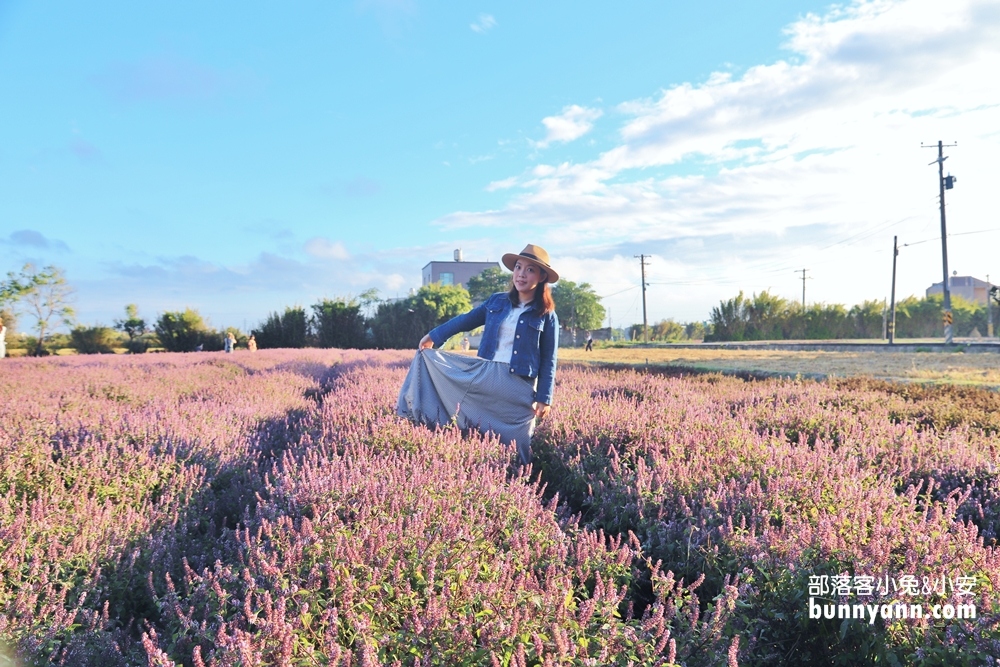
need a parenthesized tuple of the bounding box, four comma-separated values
(368, 284, 472, 349)
(630, 320, 702, 341)
(685, 321, 706, 340)
(155, 309, 218, 352)
(849, 300, 886, 339)
(13, 265, 76, 355)
(1, 267, 27, 343)
(707, 290, 791, 341)
(466, 266, 510, 303)
(1, 270, 29, 309)
(70, 326, 120, 354)
(114, 304, 151, 353)
(705, 289, 991, 341)
(552, 280, 605, 331)
(786, 302, 852, 340)
(748, 291, 791, 340)
(369, 299, 437, 349)
(706, 291, 751, 341)
(894, 295, 944, 338)
(254, 307, 308, 349)
(312, 297, 367, 349)
(951, 295, 984, 337)
(653, 319, 685, 341)
(414, 283, 472, 322)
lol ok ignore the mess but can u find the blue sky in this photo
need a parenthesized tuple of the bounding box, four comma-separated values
(2, 0, 998, 331)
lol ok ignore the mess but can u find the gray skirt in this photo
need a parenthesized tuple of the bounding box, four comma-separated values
(397, 349, 537, 464)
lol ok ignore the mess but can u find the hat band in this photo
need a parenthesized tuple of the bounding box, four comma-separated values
(520, 252, 547, 266)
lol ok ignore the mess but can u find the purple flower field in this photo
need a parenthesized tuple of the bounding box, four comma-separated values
(1, 351, 998, 666)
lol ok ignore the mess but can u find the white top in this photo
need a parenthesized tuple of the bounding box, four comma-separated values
(492, 302, 530, 365)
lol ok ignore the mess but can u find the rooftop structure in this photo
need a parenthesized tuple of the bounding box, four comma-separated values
(422, 249, 499, 290)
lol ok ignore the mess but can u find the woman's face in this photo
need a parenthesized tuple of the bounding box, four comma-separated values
(513, 259, 546, 297)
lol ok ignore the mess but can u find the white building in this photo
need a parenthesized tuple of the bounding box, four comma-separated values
(421, 249, 499, 290)
(926, 274, 993, 305)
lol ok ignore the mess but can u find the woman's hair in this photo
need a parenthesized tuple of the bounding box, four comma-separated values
(507, 273, 556, 315)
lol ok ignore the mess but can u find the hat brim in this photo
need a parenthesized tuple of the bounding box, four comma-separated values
(501, 253, 559, 283)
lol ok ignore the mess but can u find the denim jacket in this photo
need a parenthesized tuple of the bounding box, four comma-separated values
(428, 292, 558, 405)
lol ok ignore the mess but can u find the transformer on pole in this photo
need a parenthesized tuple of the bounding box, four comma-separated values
(922, 140, 958, 344)
(634, 254, 650, 342)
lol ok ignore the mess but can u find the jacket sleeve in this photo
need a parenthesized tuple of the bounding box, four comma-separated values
(428, 301, 488, 347)
(534, 310, 558, 405)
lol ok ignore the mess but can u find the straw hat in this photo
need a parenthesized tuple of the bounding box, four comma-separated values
(501, 244, 559, 283)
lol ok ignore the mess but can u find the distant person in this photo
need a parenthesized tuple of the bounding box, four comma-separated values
(247, 334, 257, 352)
(195, 343, 204, 352)
(398, 243, 559, 466)
(585, 331, 593, 352)
(0, 317, 6, 358)
(461, 337, 470, 351)
(224, 331, 235, 353)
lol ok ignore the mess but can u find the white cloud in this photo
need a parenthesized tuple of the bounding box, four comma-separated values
(486, 176, 518, 191)
(533, 105, 603, 148)
(470, 14, 497, 33)
(304, 238, 351, 260)
(436, 0, 1000, 322)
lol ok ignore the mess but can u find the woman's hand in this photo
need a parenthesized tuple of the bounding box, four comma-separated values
(532, 402, 551, 420)
(418, 334, 434, 350)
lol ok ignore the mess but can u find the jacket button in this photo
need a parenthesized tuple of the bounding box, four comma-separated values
(509, 368, 514, 373)
(513, 350, 517, 354)
(516, 335, 520, 339)
(519, 320, 523, 323)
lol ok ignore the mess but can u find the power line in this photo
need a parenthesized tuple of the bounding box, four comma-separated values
(869, 228, 1000, 252)
(643, 224, 999, 288)
(599, 285, 639, 299)
(612, 224, 997, 299)
(816, 215, 918, 251)
(626, 216, 922, 292)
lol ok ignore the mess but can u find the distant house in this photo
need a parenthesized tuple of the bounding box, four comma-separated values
(422, 249, 499, 290)
(926, 275, 993, 305)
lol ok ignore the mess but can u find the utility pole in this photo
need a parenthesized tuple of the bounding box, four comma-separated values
(923, 140, 958, 343)
(988, 275, 993, 338)
(889, 235, 898, 345)
(992, 286, 1000, 341)
(882, 297, 887, 341)
(795, 269, 809, 309)
(635, 254, 650, 342)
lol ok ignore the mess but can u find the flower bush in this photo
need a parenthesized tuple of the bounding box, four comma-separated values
(1, 352, 735, 666)
(2, 352, 998, 665)
(535, 366, 1000, 665)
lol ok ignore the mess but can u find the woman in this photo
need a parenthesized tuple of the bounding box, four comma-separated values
(397, 244, 559, 465)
